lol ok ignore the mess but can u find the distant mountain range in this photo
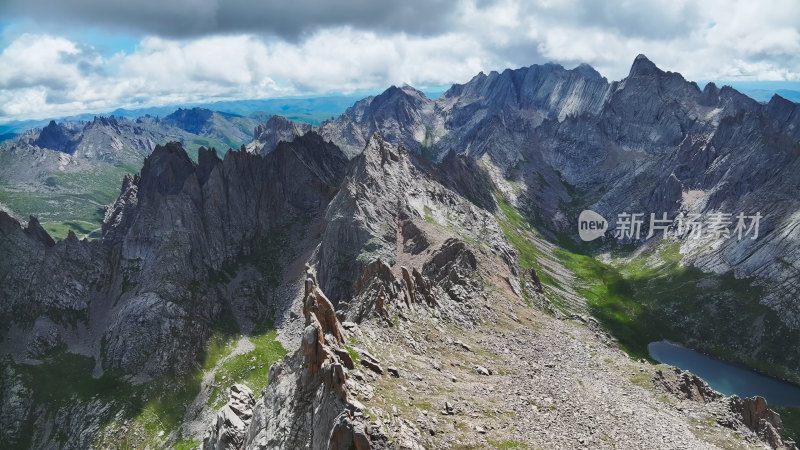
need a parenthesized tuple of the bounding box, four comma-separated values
(0, 93, 386, 139)
(1, 81, 793, 140)
(0, 108, 261, 239)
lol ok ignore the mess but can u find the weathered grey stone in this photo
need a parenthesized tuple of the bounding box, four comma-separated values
(203, 384, 255, 450)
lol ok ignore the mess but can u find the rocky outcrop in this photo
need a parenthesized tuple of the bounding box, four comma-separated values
(338, 237, 490, 328)
(653, 367, 797, 449)
(727, 396, 797, 450)
(203, 384, 256, 450)
(422, 238, 478, 304)
(242, 267, 376, 449)
(102, 173, 139, 244)
(246, 115, 312, 156)
(339, 260, 401, 323)
(652, 367, 722, 404)
(22, 215, 55, 248)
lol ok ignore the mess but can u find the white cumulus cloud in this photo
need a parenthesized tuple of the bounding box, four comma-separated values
(0, 0, 798, 122)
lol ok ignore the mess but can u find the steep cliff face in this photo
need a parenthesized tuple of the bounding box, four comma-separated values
(230, 268, 374, 450)
(0, 212, 110, 347)
(99, 134, 348, 377)
(316, 133, 512, 305)
(0, 132, 351, 447)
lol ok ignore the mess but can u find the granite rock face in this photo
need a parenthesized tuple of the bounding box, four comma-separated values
(727, 396, 797, 450)
(241, 267, 375, 450)
(0, 133, 350, 446)
(203, 384, 256, 450)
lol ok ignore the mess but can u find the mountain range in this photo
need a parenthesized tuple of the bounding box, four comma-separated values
(1, 55, 799, 449)
(251, 55, 800, 377)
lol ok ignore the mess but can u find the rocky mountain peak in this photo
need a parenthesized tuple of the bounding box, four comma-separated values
(262, 114, 293, 129)
(699, 81, 721, 105)
(87, 115, 121, 128)
(162, 107, 215, 135)
(247, 115, 312, 156)
(368, 84, 432, 116)
(197, 146, 222, 185)
(628, 53, 662, 77)
(34, 120, 77, 153)
(22, 215, 55, 248)
(137, 141, 196, 200)
(574, 62, 604, 80)
(360, 131, 402, 167)
(765, 93, 797, 124)
(271, 131, 348, 187)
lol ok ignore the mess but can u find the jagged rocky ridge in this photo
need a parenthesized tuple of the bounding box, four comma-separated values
(0, 127, 520, 448)
(0, 131, 348, 447)
(250, 54, 800, 381)
(210, 266, 376, 449)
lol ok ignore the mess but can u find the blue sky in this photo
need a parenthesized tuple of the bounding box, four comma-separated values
(0, 0, 798, 123)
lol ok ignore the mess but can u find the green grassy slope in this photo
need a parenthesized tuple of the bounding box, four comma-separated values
(496, 196, 800, 444)
(495, 196, 800, 382)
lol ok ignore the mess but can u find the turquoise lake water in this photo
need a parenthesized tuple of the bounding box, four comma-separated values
(648, 340, 800, 407)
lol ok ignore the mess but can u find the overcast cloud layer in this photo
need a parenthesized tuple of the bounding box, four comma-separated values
(1, 0, 798, 122)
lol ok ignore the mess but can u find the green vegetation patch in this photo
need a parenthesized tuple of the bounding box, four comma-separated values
(18, 350, 135, 407)
(497, 198, 800, 382)
(207, 325, 287, 409)
(0, 162, 140, 240)
(773, 406, 800, 444)
(16, 348, 203, 448)
(554, 247, 658, 360)
(173, 439, 202, 450)
(489, 440, 529, 449)
(42, 220, 100, 240)
(15, 321, 282, 448)
(494, 195, 559, 289)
